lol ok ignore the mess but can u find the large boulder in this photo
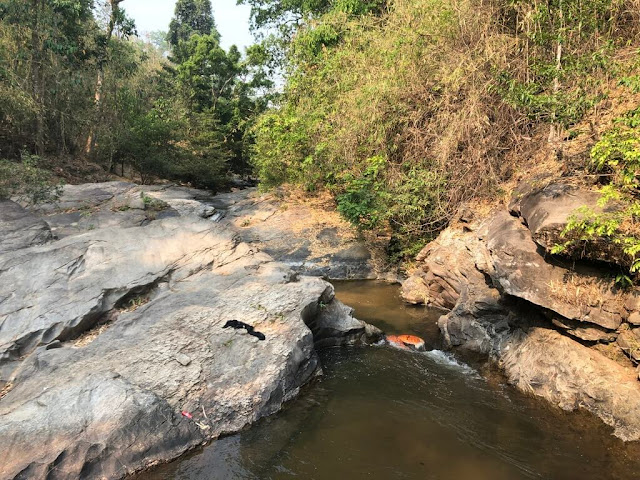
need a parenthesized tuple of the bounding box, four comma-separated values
(402, 206, 640, 441)
(501, 327, 640, 442)
(0, 183, 381, 479)
(0, 374, 201, 479)
(0, 217, 235, 368)
(304, 294, 383, 348)
(510, 181, 631, 268)
(401, 226, 491, 310)
(481, 211, 626, 334)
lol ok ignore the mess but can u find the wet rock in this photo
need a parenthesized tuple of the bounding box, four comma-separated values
(501, 327, 640, 441)
(303, 287, 383, 348)
(0, 200, 52, 253)
(317, 227, 340, 247)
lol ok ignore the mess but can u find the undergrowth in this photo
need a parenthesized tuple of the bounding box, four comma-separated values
(0, 153, 62, 205)
(252, 0, 640, 259)
(553, 82, 640, 284)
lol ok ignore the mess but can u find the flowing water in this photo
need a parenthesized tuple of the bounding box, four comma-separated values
(139, 281, 640, 480)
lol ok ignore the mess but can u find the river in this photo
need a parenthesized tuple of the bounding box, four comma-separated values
(138, 281, 640, 480)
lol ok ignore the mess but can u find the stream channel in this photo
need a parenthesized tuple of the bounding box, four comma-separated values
(139, 281, 640, 480)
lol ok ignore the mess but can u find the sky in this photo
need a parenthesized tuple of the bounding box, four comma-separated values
(122, 0, 254, 51)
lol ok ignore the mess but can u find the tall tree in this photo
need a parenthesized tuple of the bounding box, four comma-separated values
(85, 0, 135, 158)
(0, 0, 96, 155)
(167, 0, 218, 49)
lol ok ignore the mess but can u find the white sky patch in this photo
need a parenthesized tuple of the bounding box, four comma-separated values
(122, 0, 254, 51)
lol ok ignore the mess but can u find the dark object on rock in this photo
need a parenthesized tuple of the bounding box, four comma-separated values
(223, 320, 266, 341)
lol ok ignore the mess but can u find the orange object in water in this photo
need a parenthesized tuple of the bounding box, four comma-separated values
(397, 335, 426, 351)
(386, 334, 426, 352)
(386, 335, 409, 350)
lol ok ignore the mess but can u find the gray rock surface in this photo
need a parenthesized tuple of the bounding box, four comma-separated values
(400, 226, 489, 310)
(0, 200, 52, 253)
(482, 211, 625, 332)
(210, 188, 377, 279)
(501, 327, 640, 442)
(0, 182, 380, 479)
(304, 293, 383, 348)
(0, 216, 228, 367)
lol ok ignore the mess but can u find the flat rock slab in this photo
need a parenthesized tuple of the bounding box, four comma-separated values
(216, 189, 377, 280)
(0, 216, 234, 367)
(0, 200, 52, 253)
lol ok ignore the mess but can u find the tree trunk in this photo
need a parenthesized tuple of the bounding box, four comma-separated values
(547, 40, 562, 145)
(31, 0, 44, 155)
(85, 0, 124, 159)
(548, 2, 564, 155)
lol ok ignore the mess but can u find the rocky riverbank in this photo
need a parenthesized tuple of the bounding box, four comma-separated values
(0, 182, 381, 479)
(402, 179, 640, 441)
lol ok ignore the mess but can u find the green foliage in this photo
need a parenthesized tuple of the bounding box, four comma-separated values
(253, 0, 508, 255)
(493, 0, 623, 128)
(495, 71, 603, 127)
(0, 0, 269, 191)
(168, 0, 218, 54)
(251, 0, 639, 260)
(336, 155, 387, 229)
(619, 75, 640, 94)
(554, 96, 640, 280)
(0, 153, 62, 204)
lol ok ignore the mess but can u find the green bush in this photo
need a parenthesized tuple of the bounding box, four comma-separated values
(554, 101, 640, 282)
(0, 153, 62, 205)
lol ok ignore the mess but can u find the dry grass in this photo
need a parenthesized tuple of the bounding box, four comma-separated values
(592, 343, 635, 368)
(547, 272, 624, 309)
(73, 322, 112, 347)
(119, 294, 150, 313)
